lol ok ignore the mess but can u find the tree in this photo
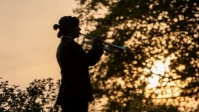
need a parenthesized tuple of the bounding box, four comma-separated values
(0, 78, 178, 112)
(0, 78, 61, 112)
(74, 0, 199, 111)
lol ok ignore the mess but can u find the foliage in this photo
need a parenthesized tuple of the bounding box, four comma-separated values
(1, 0, 199, 111)
(0, 78, 178, 112)
(129, 93, 178, 112)
(74, 0, 199, 111)
(0, 78, 61, 112)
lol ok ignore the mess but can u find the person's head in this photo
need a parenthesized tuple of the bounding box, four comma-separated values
(53, 16, 81, 38)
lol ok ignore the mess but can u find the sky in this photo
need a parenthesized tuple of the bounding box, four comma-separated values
(0, 0, 77, 89)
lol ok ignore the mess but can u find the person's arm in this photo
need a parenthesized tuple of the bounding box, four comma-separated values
(85, 35, 104, 65)
(86, 46, 103, 66)
(59, 41, 103, 68)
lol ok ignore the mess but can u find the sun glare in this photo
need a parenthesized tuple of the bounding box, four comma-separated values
(147, 57, 171, 88)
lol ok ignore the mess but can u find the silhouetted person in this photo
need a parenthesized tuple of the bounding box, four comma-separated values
(53, 16, 103, 112)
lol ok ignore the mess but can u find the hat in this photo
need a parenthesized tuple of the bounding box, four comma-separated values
(59, 16, 79, 28)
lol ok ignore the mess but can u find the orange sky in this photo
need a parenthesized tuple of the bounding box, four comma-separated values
(0, 0, 77, 89)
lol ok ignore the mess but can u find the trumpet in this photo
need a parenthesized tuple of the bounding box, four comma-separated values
(80, 33, 126, 53)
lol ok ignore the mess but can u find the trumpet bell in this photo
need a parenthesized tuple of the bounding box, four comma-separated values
(103, 41, 126, 53)
(118, 46, 126, 52)
(102, 42, 126, 53)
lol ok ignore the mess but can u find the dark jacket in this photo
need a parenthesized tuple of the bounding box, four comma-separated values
(55, 36, 103, 105)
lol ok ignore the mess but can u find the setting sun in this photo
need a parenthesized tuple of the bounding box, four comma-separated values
(147, 57, 171, 88)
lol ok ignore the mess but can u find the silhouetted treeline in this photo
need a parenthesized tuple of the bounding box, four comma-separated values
(0, 78, 178, 111)
(0, 78, 60, 112)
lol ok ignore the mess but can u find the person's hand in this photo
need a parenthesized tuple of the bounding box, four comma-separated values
(92, 35, 104, 47)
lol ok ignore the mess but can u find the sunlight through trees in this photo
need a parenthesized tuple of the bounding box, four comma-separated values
(1, 0, 199, 111)
(74, 0, 199, 111)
